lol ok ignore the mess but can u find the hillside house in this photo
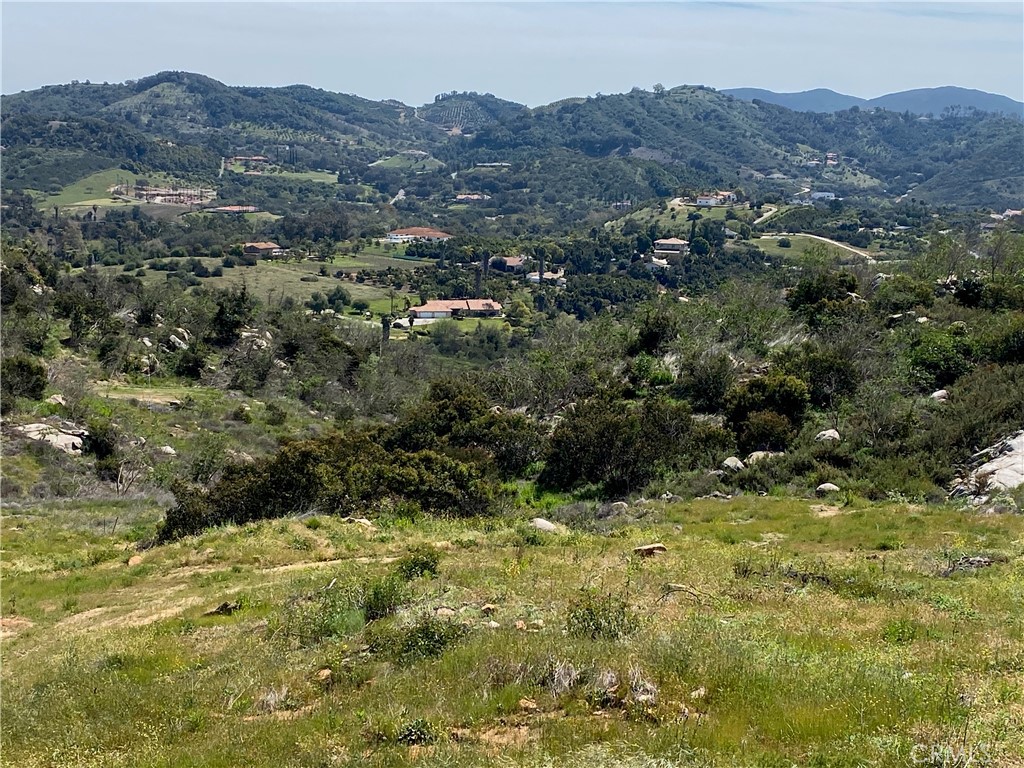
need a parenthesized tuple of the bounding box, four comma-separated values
(526, 269, 566, 286)
(696, 194, 722, 206)
(242, 241, 283, 258)
(716, 190, 738, 203)
(491, 255, 526, 272)
(810, 191, 836, 201)
(408, 298, 503, 319)
(653, 237, 689, 255)
(385, 227, 453, 243)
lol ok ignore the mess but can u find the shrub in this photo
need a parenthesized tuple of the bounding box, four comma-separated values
(277, 584, 363, 646)
(566, 588, 638, 641)
(367, 615, 468, 662)
(264, 402, 287, 426)
(737, 410, 794, 454)
(725, 373, 810, 432)
(361, 575, 409, 622)
(1, 354, 47, 412)
(395, 719, 438, 746)
(395, 546, 441, 580)
(673, 350, 736, 413)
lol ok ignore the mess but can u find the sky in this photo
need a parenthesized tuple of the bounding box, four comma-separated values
(2, 1, 1022, 106)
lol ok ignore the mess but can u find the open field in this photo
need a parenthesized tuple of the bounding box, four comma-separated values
(36, 169, 185, 211)
(227, 164, 339, 184)
(1, 496, 1021, 767)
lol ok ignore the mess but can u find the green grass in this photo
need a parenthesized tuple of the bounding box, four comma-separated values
(751, 234, 847, 259)
(371, 153, 445, 172)
(2, 497, 1022, 766)
(607, 201, 756, 234)
(226, 164, 338, 184)
(38, 168, 183, 210)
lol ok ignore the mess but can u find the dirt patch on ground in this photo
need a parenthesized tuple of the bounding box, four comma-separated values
(0, 616, 35, 639)
(475, 724, 538, 751)
(265, 556, 397, 574)
(812, 505, 844, 518)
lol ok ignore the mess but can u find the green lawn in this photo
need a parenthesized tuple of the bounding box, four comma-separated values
(38, 168, 183, 211)
(371, 153, 445, 172)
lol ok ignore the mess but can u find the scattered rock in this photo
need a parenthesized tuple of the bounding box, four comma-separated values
(341, 517, 376, 530)
(660, 492, 683, 502)
(916, 316, 930, 324)
(14, 423, 88, 455)
(45, 394, 66, 407)
(529, 517, 558, 533)
(816, 483, 841, 495)
(514, 620, 527, 631)
(703, 491, 731, 500)
(529, 619, 544, 630)
(205, 601, 241, 616)
(140, 337, 153, 348)
(930, 389, 949, 402)
(315, 668, 333, 687)
(518, 698, 538, 712)
(435, 607, 457, 618)
(159, 445, 177, 456)
(127, 555, 144, 567)
(722, 456, 745, 472)
(484, 620, 501, 629)
(941, 555, 996, 577)
(609, 501, 629, 514)
(633, 543, 668, 557)
(746, 451, 783, 465)
(480, 604, 499, 615)
(690, 686, 707, 700)
(168, 334, 188, 350)
(707, 470, 726, 478)
(815, 429, 841, 442)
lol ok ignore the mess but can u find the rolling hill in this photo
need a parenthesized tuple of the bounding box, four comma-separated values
(3, 73, 1022, 213)
(722, 86, 1024, 118)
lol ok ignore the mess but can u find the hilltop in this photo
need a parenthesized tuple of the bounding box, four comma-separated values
(723, 85, 1024, 118)
(4, 73, 1023, 216)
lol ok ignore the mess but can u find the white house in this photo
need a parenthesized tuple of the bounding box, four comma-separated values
(385, 227, 453, 243)
(695, 194, 722, 206)
(810, 191, 836, 201)
(653, 237, 689, 255)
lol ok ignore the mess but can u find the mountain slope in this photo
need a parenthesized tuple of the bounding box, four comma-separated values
(418, 91, 527, 132)
(723, 88, 864, 113)
(723, 85, 1024, 118)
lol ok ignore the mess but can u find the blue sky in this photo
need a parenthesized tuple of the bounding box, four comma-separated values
(2, 2, 1022, 105)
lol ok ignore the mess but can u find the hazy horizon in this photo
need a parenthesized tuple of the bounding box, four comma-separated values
(2, 2, 1022, 106)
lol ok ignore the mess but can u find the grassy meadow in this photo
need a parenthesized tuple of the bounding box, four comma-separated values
(2, 495, 1021, 767)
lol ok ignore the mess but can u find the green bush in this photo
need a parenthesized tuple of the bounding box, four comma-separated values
(277, 585, 363, 647)
(394, 546, 441, 581)
(566, 588, 638, 641)
(367, 615, 468, 662)
(737, 410, 795, 454)
(361, 575, 409, 622)
(1, 354, 47, 412)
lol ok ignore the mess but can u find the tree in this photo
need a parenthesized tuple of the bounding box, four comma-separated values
(690, 237, 711, 257)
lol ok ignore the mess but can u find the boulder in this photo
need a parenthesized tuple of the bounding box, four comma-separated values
(45, 394, 66, 407)
(169, 334, 188, 351)
(930, 389, 949, 402)
(480, 604, 499, 615)
(316, 668, 333, 687)
(530, 517, 558, 533)
(127, 555, 143, 567)
(159, 445, 177, 456)
(722, 457, 745, 472)
(660, 492, 683, 503)
(609, 501, 629, 514)
(816, 483, 841, 495)
(484, 620, 501, 629)
(435, 607, 457, 618)
(633, 543, 668, 557)
(815, 429, 841, 442)
(14, 423, 87, 455)
(746, 451, 782, 464)
(950, 431, 1024, 503)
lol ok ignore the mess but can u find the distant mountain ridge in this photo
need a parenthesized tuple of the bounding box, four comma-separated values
(722, 86, 1024, 118)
